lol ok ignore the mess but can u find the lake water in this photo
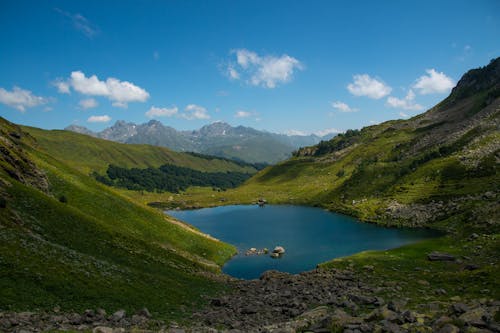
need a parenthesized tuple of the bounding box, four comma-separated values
(167, 205, 439, 279)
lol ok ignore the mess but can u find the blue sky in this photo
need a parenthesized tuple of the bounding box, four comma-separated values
(1, 0, 499, 135)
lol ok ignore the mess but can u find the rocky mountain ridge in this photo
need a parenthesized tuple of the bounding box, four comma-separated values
(65, 121, 333, 164)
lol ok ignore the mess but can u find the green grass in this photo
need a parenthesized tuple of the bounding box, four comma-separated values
(320, 232, 500, 307)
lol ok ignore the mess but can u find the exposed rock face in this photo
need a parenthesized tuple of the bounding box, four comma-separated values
(0, 118, 49, 193)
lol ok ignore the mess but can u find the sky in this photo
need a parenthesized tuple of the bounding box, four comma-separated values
(1, 0, 499, 136)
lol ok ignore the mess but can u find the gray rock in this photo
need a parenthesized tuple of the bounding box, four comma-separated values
(450, 303, 469, 315)
(437, 323, 460, 333)
(136, 307, 152, 318)
(111, 309, 126, 321)
(428, 252, 456, 261)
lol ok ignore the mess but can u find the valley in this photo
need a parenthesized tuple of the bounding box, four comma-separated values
(0, 45, 499, 333)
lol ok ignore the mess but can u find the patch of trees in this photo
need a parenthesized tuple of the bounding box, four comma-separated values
(185, 152, 268, 170)
(311, 129, 361, 156)
(93, 164, 252, 193)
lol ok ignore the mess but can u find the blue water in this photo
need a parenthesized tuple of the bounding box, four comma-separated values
(167, 205, 438, 280)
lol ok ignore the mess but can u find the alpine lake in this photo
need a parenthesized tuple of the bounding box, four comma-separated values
(167, 205, 440, 280)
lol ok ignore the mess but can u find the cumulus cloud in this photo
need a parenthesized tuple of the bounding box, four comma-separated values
(234, 110, 252, 118)
(347, 74, 392, 99)
(79, 98, 98, 109)
(0, 86, 47, 112)
(413, 69, 455, 94)
(181, 104, 210, 120)
(315, 128, 342, 137)
(399, 111, 409, 118)
(227, 49, 303, 88)
(87, 115, 111, 123)
(386, 90, 424, 111)
(57, 71, 150, 108)
(145, 106, 178, 118)
(331, 101, 358, 112)
(55, 8, 99, 39)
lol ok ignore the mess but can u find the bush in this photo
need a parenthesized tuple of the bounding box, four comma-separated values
(59, 195, 68, 203)
(0, 197, 6, 208)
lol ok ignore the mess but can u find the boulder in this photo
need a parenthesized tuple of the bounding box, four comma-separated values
(428, 252, 455, 261)
(110, 309, 126, 322)
(273, 246, 286, 254)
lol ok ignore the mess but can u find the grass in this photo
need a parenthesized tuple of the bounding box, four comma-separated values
(320, 232, 500, 307)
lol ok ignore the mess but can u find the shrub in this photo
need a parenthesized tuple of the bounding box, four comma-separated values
(59, 195, 68, 203)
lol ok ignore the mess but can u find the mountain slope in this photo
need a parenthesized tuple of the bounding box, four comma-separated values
(24, 125, 257, 175)
(65, 121, 330, 164)
(0, 117, 236, 317)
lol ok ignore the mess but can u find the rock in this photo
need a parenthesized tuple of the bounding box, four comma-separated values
(97, 308, 107, 317)
(438, 324, 460, 333)
(136, 307, 151, 318)
(111, 309, 126, 321)
(366, 306, 398, 322)
(450, 303, 469, 315)
(68, 313, 83, 325)
(428, 252, 455, 261)
(464, 264, 480, 271)
(459, 307, 489, 327)
(273, 246, 285, 254)
(93, 327, 114, 333)
(349, 294, 376, 305)
(401, 310, 416, 323)
(387, 299, 407, 312)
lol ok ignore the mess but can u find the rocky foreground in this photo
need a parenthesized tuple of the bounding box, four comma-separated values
(2, 266, 498, 333)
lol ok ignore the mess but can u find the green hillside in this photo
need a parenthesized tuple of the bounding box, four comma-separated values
(23, 125, 257, 175)
(0, 118, 236, 319)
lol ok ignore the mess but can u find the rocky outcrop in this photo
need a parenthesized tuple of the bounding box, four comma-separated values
(0, 308, 160, 332)
(0, 119, 49, 193)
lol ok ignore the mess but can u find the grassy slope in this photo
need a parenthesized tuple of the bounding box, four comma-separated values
(0, 118, 236, 320)
(24, 126, 257, 175)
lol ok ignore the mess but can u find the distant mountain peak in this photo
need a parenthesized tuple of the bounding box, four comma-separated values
(65, 119, 329, 163)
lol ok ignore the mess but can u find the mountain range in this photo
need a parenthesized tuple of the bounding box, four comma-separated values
(65, 121, 334, 164)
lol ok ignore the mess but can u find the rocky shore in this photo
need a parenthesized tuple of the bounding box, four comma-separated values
(1, 265, 498, 332)
(195, 269, 499, 332)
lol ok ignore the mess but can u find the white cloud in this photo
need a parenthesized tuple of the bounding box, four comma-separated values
(227, 66, 240, 80)
(347, 74, 392, 99)
(235, 110, 252, 118)
(285, 129, 307, 136)
(55, 8, 99, 38)
(53, 79, 71, 94)
(0, 86, 47, 112)
(181, 104, 210, 120)
(413, 69, 455, 94)
(145, 106, 178, 118)
(285, 128, 341, 137)
(315, 128, 342, 137)
(227, 49, 303, 88)
(331, 101, 358, 112)
(79, 98, 98, 109)
(386, 89, 424, 111)
(399, 112, 409, 118)
(57, 71, 150, 108)
(87, 115, 111, 123)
